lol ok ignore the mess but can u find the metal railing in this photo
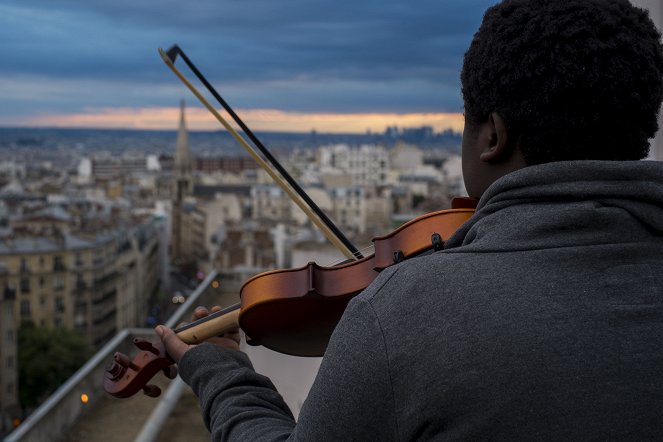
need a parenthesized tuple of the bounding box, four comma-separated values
(3, 270, 219, 442)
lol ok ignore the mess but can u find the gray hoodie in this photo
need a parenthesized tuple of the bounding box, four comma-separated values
(179, 160, 663, 441)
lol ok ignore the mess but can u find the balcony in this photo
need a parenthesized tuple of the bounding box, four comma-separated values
(93, 271, 118, 288)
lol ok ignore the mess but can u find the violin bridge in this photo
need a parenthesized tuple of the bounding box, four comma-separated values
(431, 233, 444, 251)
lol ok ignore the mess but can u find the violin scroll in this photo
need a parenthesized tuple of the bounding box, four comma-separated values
(104, 305, 241, 398)
(103, 337, 175, 398)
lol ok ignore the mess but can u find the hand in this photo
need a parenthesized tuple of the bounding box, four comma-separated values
(154, 324, 191, 364)
(190, 305, 242, 351)
(155, 305, 242, 364)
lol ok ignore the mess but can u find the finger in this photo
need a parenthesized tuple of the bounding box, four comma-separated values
(155, 325, 191, 363)
(191, 306, 210, 321)
(216, 335, 241, 351)
(223, 329, 241, 342)
(208, 326, 241, 349)
(210, 305, 222, 313)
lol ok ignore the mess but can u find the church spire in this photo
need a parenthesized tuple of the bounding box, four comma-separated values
(174, 99, 192, 177)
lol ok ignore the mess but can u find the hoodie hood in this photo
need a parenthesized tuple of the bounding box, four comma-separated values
(446, 160, 663, 252)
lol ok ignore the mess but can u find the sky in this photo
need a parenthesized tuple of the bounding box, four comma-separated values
(0, 0, 497, 133)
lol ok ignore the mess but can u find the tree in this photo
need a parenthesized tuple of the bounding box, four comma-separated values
(17, 321, 90, 409)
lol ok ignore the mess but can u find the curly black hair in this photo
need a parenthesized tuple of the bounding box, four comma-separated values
(461, 0, 663, 164)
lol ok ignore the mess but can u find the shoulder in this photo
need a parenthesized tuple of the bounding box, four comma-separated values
(354, 250, 474, 315)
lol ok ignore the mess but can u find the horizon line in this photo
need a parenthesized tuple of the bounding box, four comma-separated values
(0, 106, 465, 135)
(0, 124, 464, 135)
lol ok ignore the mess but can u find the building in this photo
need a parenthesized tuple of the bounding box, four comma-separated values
(114, 222, 161, 332)
(440, 154, 466, 197)
(251, 185, 293, 223)
(88, 154, 148, 180)
(329, 187, 366, 235)
(0, 265, 18, 436)
(171, 187, 245, 273)
(0, 223, 159, 349)
(390, 143, 424, 172)
(318, 144, 389, 186)
(215, 221, 277, 272)
(195, 156, 258, 175)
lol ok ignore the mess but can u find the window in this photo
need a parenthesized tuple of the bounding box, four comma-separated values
(6, 356, 13, 369)
(76, 275, 86, 290)
(93, 251, 103, 266)
(20, 300, 30, 318)
(3, 286, 16, 300)
(53, 276, 64, 291)
(53, 255, 65, 272)
(20, 278, 30, 293)
(6, 330, 13, 343)
(55, 297, 64, 313)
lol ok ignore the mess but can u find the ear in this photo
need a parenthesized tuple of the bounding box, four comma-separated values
(479, 112, 510, 163)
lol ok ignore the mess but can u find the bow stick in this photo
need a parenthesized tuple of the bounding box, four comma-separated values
(158, 45, 362, 261)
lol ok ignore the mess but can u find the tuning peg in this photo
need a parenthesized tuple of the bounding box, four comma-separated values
(105, 360, 124, 379)
(162, 366, 178, 379)
(134, 338, 160, 355)
(114, 352, 138, 371)
(143, 384, 162, 398)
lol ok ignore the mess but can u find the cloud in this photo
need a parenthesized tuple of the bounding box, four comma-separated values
(0, 0, 496, 123)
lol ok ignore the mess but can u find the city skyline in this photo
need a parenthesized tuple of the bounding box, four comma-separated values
(0, 0, 496, 132)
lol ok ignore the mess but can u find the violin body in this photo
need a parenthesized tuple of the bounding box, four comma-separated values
(239, 203, 475, 356)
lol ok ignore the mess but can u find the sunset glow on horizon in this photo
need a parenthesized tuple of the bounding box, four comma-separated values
(6, 107, 465, 134)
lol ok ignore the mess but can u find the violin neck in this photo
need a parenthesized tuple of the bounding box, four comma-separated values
(174, 303, 240, 344)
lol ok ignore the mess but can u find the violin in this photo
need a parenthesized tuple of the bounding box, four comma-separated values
(103, 198, 475, 398)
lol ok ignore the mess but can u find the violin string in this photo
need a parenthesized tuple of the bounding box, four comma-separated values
(323, 244, 375, 267)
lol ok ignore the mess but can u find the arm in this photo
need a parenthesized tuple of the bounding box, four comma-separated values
(158, 278, 397, 441)
(290, 295, 397, 441)
(178, 344, 296, 441)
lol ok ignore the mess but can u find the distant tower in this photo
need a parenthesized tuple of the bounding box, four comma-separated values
(174, 100, 193, 194)
(171, 100, 193, 263)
